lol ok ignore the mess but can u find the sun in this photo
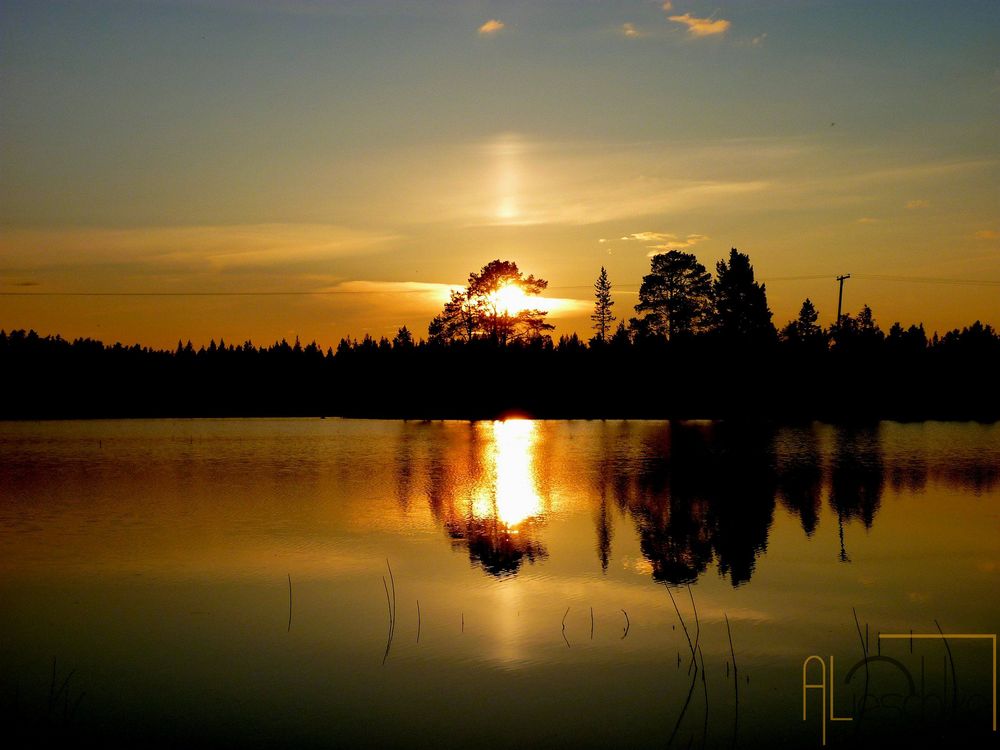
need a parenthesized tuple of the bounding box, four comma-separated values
(493, 282, 531, 316)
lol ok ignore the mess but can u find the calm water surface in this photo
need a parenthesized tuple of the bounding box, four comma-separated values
(1, 419, 998, 748)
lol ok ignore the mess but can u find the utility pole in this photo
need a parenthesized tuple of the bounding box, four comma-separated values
(836, 274, 851, 325)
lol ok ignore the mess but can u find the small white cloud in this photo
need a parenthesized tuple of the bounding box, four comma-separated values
(669, 12, 731, 37)
(647, 234, 709, 255)
(620, 231, 708, 255)
(622, 231, 673, 242)
(751, 33, 767, 47)
(857, 217, 879, 224)
(478, 19, 505, 35)
(621, 22, 641, 39)
(906, 199, 930, 209)
(661, 1, 674, 11)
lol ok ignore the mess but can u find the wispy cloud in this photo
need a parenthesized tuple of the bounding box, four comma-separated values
(668, 13, 731, 37)
(620, 231, 709, 255)
(478, 19, 505, 35)
(906, 199, 930, 209)
(974, 229, 999, 240)
(621, 22, 641, 39)
(369, 135, 777, 228)
(648, 234, 709, 254)
(325, 280, 462, 305)
(0, 224, 397, 274)
(529, 296, 591, 317)
(751, 33, 767, 47)
(468, 178, 765, 227)
(621, 231, 673, 243)
(821, 159, 996, 188)
(358, 136, 993, 231)
(857, 217, 879, 224)
(661, 1, 673, 11)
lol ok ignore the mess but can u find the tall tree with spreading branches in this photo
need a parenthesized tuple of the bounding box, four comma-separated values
(428, 259, 553, 345)
(634, 251, 714, 340)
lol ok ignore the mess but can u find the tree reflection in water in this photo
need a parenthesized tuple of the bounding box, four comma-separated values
(776, 426, 823, 536)
(413, 420, 997, 584)
(603, 421, 776, 587)
(829, 426, 884, 530)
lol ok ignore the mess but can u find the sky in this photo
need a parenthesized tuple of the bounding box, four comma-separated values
(1, 0, 998, 348)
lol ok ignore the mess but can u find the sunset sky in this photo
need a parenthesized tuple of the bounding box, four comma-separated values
(2, 0, 998, 348)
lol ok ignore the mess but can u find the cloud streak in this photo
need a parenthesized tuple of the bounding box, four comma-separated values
(348, 136, 995, 232)
(478, 19, 505, 35)
(668, 13, 731, 37)
(366, 136, 782, 228)
(620, 231, 710, 255)
(326, 280, 588, 318)
(0, 224, 398, 274)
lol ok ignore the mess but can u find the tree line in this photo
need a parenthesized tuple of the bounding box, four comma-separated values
(419, 249, 994, 355)
(2, 248, 997, 419)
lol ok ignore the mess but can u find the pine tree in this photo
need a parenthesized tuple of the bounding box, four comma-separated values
(635, 251, 713, 340)
(427, 260, 552, 345)
(712, 248, 776, 343)
(796, 298, 821, 338)
(392, 325, 414, 349)
(781, 298, 825, 350)
(591, 266, 615, 343)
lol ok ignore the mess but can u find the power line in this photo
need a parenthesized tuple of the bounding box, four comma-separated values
(0, 290, 442, 297)
(852, 274, 1000, 287)
(1, 274, 998, 298)
(766, 275, 840, 281)
(0, 285, 629, 296)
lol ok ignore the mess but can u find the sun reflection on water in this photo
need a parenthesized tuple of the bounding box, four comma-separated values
(492, 419, 543, 528)
(451, 419, 548, 577)
(469, 419, 543, 529)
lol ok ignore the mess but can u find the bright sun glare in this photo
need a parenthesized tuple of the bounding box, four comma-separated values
(493, 419, 542, 528)
(468, 419, 543, 529)
(493, 283, 531, 316)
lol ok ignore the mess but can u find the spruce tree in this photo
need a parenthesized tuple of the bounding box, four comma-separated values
(712, 248, 776, 343)
(591, 266, 615, 343)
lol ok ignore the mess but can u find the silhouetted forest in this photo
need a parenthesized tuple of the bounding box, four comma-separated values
(2, 250, 998, 420)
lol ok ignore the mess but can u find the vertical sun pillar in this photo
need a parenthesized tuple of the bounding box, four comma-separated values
(493, 134, 521, 221)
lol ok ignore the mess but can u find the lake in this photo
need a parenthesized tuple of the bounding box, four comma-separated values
(1, 419, 997, 748)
